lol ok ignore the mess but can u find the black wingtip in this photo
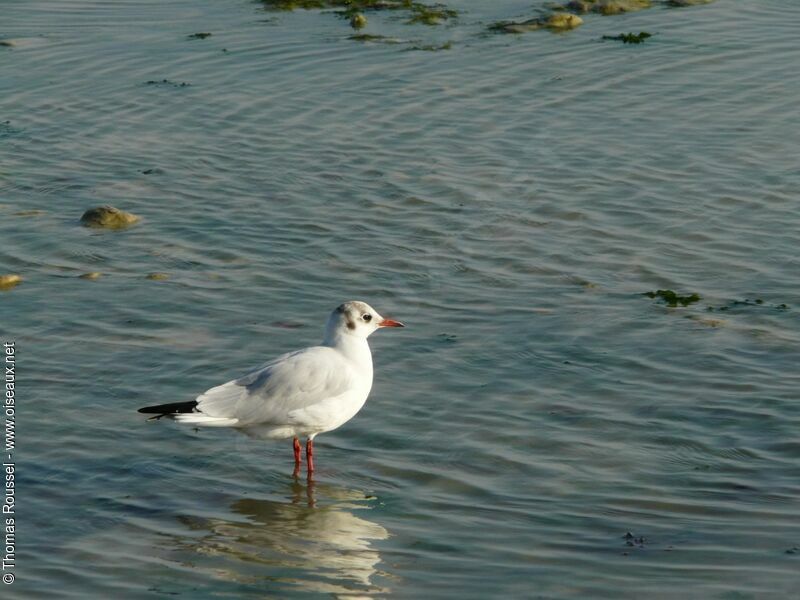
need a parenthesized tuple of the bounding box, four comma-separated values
(138, 400, 198, 415)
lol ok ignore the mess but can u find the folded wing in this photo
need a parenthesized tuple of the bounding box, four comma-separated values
(175, 347, 355, 428)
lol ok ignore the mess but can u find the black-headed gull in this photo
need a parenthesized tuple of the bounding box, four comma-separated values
(138, 301, 404, 476)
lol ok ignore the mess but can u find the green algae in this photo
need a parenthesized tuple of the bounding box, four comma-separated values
(406, 4, 457, 25)
(349, 33, 385, 41)
(603, 31, 652, 43)
(348, 33, 405, 43)
(145, 79, 191, 88)
(644, 289, 701, 307)
(261, 0, 458, 26)
(490, 0, 707, 36)
(261, 0, 329, 9)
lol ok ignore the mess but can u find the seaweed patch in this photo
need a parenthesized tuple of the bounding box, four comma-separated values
(706, 299, 789, 312)
(643, 289, 701, 307)
(602, 31, 652, 43)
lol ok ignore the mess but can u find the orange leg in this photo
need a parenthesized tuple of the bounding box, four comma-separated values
(306, 438, 314, 475)
(292, 437, 302, 477)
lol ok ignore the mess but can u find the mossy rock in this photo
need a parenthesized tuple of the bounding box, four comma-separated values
(146, 272, 169, 281)
(563, 0, 593, 12)
(350, 13, 368, 28)
(80, 206, 140, 229)
(560, 0, 651, 13)
(490, 12, 582, 33)
(545, 13, 583, 29)
(594, 0, 651, 15)
(0, 274, 22, 290)
(406, 5, 457, 25)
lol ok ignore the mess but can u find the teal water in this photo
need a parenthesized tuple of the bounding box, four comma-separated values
(2, 0, 800, 597)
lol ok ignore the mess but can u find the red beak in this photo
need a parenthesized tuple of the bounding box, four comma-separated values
(378, 318, 404, 328)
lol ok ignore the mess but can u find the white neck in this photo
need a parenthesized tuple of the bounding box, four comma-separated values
(322, 331, 374, 382)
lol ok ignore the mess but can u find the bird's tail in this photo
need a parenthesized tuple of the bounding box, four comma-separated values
(137, 400, 198, 421)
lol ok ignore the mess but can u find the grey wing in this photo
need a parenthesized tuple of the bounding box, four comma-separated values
(191, 347, 355, 426)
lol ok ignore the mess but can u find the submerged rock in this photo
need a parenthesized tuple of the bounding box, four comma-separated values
(350, 33, 386, 41)
(546, 12, 584, 29)
(405, 41, 452, 51)
(0, 274, 22, 290)
(491, 12, 583, 33)
(564, 0, 592, 12)
(594, 0, 651, 15)
(79, 272, 103, 280)
(559, 0, 651, 13)
(666, 0, 714, 5)
(262, 0, 459, 26)
(146, 272, 169, 281)
(406, 5, 457, 25)
(80, 206, 140, 229)
(686, 314, 724, 327)
(349, 33, 406, 44)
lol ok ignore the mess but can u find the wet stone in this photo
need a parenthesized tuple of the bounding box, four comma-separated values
(80, 206, 140, 229)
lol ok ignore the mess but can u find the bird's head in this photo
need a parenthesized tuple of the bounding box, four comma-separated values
(325, 300, 404, 341)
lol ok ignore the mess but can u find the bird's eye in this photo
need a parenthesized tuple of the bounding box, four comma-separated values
(363, 314, 372, 322)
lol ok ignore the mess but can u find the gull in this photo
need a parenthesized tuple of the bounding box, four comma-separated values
(138, 301, 404, 477)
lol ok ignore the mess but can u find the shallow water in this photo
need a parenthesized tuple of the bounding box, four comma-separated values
(2, 0, 800, 597)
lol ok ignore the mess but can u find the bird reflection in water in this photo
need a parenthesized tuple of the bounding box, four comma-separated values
(175, 478, 391, 595)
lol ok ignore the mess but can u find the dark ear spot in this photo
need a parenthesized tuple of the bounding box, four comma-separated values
(346, 318, 356, 330)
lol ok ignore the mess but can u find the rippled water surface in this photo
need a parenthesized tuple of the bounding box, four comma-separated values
(3, 0, 800, 597)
